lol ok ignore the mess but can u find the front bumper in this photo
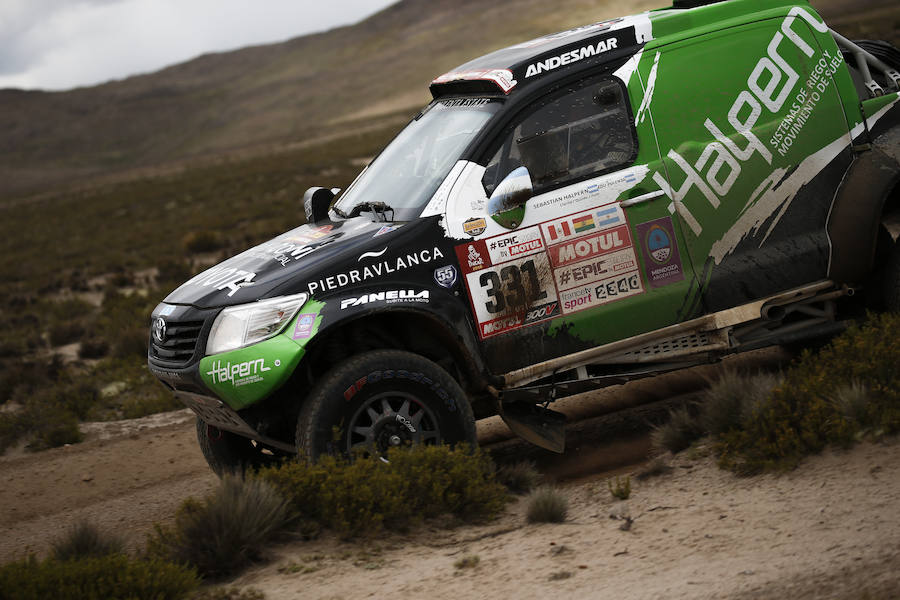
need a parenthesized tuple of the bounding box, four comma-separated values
(177, 390, 297, 453)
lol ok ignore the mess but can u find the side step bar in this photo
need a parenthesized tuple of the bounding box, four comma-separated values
(494, 281, 850, 452)
(501, 281, 840, 388)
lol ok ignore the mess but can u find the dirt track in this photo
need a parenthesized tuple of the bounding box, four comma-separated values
(0, 348, 789, 564)
(0, 410, 217, 561)
(2, 351, 899, 599)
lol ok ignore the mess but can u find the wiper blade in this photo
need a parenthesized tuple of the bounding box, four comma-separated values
(331, 205, 350, 219)
(349, 201, 395, 222)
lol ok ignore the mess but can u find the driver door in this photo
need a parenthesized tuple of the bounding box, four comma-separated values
(447, 70, 701, 374)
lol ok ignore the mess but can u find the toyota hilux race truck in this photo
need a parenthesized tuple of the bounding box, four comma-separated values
(149, 0, 900, 474)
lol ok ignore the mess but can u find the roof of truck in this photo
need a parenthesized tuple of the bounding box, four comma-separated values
(429, 0, 816, 98)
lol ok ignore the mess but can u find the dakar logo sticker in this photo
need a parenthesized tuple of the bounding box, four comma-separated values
(636, 217, 684, 288)
(466, 244, 485, 270)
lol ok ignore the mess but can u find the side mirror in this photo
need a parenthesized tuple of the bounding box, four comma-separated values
(303, 187, 340, 225)
(487, 166, 532, 230)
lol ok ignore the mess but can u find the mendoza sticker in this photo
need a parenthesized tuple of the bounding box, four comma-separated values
(636, 217, 684, 288)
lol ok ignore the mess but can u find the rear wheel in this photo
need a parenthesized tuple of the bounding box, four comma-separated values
(296, 350, 476, 460)
(195, 418, 283, 476)
(853, 40, 900, 70)
(883, 236, 900, 312)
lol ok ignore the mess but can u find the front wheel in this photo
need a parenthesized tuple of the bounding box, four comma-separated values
(296, 350, 476, 460)
(196, 418, 284, 476)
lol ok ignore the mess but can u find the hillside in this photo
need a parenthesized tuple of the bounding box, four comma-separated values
(1, 0, 896, 199)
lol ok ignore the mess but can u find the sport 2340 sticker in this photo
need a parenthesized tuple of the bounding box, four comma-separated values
(455, 226, 560, 338)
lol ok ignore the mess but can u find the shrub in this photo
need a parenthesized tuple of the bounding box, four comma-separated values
(111, 326, 149, 359)
(0, 554, 198, 600)
(831, 382, 874, 430)
(51, 520, 125, 561)
(48, 321, 86, 347)
(651, 405, 702, 455)
(634, 455, 673, 480)
(183, 231, 226, 253)
(0, 383, 88, 453)
(495, 461, 541, 494)
(699, 370, 779, 436)
(156, 259, 193, 289)
(78, 338, 109, 359)
(454, 555, 480, 570)
(607, 475, 631, 500)
(525, 486, 568, 524)
(190, 587, 265, 600)
(147, 475, 292, 578)
(259, 445, 507, 538)
(716, 313, 900, 474)
(0, 355, 65, 405)
(385, 445, 508, 522)
(118, 389, 183, 420)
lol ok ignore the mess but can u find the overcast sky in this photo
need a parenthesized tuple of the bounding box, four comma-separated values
(0, 0, 398, 91)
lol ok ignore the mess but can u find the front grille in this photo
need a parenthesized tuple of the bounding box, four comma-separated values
(149, 317, 205, 367)
(149, 305, 218, 369)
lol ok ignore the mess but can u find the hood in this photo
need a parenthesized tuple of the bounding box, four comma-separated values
(164, 218, 404, 308)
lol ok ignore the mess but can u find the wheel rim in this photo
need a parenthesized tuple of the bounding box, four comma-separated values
(346, 391, 441, 456)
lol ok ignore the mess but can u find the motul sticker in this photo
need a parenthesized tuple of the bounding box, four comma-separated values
(548, 223, 632, 268)
(485, 226, 544, 263)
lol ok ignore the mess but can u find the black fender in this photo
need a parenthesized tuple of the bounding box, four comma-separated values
(301, 283, 493, 392)
(827, 105, 900, 282)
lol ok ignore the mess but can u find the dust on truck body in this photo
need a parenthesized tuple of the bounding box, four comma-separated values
(148, 0, 900, 474)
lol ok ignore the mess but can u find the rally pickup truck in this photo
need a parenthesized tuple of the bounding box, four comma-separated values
(149, 0, 900, 474)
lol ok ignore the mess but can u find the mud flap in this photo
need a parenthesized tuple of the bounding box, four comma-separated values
(498, 402, 567, 453)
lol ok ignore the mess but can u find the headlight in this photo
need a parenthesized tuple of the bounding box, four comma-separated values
(206, 293, 308, 355)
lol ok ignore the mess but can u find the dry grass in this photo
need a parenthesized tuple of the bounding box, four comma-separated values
(147, 475, 293, 578)
(526, 487, 568, 524)
(50, 520, 125, 561)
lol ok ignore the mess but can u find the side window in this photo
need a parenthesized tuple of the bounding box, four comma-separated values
(482, 77, 637, 196)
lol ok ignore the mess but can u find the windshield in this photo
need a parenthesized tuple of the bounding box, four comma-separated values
(333, 98, 501, 221)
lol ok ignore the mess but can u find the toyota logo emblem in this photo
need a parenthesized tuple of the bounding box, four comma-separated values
(152, 317, 167, 343)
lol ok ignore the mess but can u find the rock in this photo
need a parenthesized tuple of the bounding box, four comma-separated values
(100, 381, 127, 397)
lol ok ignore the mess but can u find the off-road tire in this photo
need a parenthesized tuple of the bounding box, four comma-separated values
(195, 418, 282, 477)
(296, 350, 476, 460)
(853, 40, 900, 70)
